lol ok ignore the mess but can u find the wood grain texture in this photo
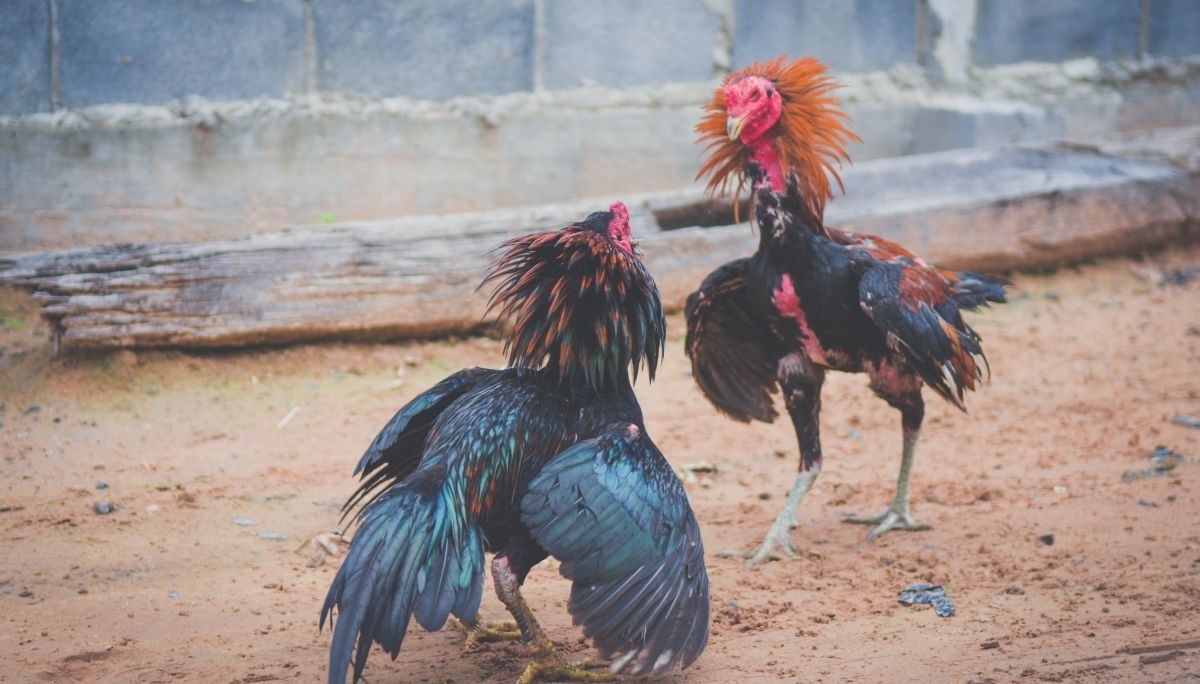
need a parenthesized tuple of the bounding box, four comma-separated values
(3, 133, 1197, 351)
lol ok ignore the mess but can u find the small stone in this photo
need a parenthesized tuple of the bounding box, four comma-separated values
(1140, 651, 1181, 665)
(1170, 414, 1200, 429)
(19, 590, 32, 598)
(1137, 499, 1158, 507)
(304, 532, 349, 561)
(94, 502, 114, 515)
(95, 481, 109, 490)
(402, 356, 421, 367)
(260, 531, 286, 541)
(1160, 266, 1200, 287)
(233, 517, 258, 527)
(168, 589, 181, 599)
(146, 504, 160, 513)
(831, 483, 854, 505)
(1150, 446, 1182, 472)
(981, 640, 1000, 650)
(23, 405, 41, 415)
(757, 491, 772, 500)
(1037, 534, 1054, 546)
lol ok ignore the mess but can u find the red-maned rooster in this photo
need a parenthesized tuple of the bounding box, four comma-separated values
(686, 57, 1007, 565)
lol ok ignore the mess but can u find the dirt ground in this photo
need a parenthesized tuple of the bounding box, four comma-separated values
(2, 245, 1199, 683)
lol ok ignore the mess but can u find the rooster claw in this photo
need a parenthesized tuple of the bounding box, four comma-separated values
(518, 655, 614, 684)
(844, 508, 930, 540)
(454, 617, 523, 648)
(717, 526, 798, 565)
(717, 545, 795, 565)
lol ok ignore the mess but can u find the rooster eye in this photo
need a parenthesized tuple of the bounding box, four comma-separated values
(749, 90, 760, 100)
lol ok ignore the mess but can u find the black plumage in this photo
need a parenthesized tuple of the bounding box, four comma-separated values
(687, 57, 1008, 563)
(321, 202, 709, 682)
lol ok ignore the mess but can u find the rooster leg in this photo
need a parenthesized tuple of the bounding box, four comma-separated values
(721, 358, 824, 564)
(719, 464, 820, 563)
(492, 555, 614, 683)
(845, 398, 930, 539)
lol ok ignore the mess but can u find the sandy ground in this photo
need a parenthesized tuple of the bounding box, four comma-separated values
(2, 246, 1199, 684)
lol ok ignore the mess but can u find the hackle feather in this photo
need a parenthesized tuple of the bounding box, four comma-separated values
(696, 56, 860, 223)
(482, 222, 665, 392)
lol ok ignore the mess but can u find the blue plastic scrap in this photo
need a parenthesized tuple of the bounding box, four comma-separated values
(898, 583, 955, 617)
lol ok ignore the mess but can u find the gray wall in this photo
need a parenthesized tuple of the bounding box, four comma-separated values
(2, 0, 1199, 251)
(6, 0, 1197, 114)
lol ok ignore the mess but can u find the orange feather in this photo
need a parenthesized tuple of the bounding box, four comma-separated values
(696, 56, 860, 222)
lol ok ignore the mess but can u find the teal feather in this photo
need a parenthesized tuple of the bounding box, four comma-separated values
(323, 208, 706, 683)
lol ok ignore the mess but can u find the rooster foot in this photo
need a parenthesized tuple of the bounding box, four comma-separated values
(844, 507, 930, 540)
(455, 618, 523, 648)
(517, 655, 614, 684)
(717, 522, 798, 565)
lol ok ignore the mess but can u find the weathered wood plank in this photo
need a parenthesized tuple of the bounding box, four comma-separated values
(2, 132, 1198, 351)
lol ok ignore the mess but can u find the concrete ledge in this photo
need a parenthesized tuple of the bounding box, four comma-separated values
(4, 58, 1200, 252)
(2, 128, 1197, 351)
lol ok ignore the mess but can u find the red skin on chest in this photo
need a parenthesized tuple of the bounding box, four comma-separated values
(867, 357, 921, 397)
(773, 273, 829, 366)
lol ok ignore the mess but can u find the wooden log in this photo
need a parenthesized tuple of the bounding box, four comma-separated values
(2, 133, 1198, 351)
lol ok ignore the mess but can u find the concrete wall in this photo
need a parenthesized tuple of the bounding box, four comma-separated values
(2, 0, 1199, 249)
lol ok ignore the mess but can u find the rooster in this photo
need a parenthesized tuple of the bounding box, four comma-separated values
(685, 57, 1007, 565)
(322, 202, 709, 682)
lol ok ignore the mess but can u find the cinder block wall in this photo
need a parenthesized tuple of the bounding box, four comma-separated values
(2, 0, 1199, 249)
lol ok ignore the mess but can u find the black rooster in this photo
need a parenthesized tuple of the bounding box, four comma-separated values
(686, 57, 1007, 565)
(321, 202, 709, 682)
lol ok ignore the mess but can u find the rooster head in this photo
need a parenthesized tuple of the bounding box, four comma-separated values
(483, 201, 665, 392)
(696, 56, 859, 223)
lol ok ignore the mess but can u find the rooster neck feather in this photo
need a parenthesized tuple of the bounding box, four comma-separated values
(482, 225, 665, 394)
(696, 56, 860, 226)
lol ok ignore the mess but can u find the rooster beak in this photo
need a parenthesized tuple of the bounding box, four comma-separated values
(726, 115, 746, 141)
